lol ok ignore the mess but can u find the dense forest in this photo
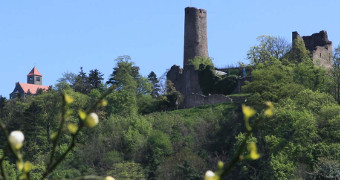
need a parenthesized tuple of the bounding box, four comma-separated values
(1, 36, 340, 180)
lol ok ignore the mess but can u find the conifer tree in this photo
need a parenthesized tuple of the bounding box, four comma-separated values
(88, 69, 104, 90)
(147, 71, 160, 98)
(73, 67, 90, 94)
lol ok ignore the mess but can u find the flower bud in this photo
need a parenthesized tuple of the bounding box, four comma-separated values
(9, 131, 25, 150)
(85, 113, 99, 128)
(204, 170, 216, 180)
(105, 176, 115, 180)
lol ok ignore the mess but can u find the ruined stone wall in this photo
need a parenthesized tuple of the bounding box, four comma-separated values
(167, 65, 185, 95)
(184, 93, 232, 108)
(167, 65, 202, 97)
(292, 30, 333, 69)
(312, 46, 333, 69)
(183, 7, 209, 67)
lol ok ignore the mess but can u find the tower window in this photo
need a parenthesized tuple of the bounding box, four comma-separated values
(36, 77, 40, 81)
(29, 77, 33, 81)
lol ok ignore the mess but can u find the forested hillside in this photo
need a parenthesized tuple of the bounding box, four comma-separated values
(1, 37, 340, 180)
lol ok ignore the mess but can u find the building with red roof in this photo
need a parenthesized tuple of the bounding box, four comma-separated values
(10, 67, 50, 99)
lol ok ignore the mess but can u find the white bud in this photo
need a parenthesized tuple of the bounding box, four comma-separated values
(85, 113, 99, 128)
(9, 131, 25, 150)
(105, 176, 115, 180)
(204, 170, 215, 180)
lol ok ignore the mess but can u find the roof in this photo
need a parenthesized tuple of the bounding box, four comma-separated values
(215, 70, 227, 76)
(18, 83, 49, 94)
(27, 67, 42, 76)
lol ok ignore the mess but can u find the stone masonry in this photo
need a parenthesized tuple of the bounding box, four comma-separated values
(183, 7, 209, 67)
(292, 30, 333, 69)
(167, 7, 232, 108)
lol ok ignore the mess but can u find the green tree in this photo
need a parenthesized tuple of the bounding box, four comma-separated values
(73, 67, 90, 94)
(106, 56, 139, 116)
(0, 96, 6, 118)
(247, 35, 291, 65)
(107, 162, 147, 180)
(106, 55, 139, 87)
(331, 44, 340, 103)
(57, 72, 77, 86)
(147, 71, 160, 98)
(88, 69, 104, 90)
(283, 37, 311, 63)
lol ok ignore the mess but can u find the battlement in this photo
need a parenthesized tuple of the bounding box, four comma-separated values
(185, 7, 207, 15)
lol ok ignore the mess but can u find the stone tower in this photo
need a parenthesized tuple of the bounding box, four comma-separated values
(167, 7, 233, 108)
(183, 7, 209, 67)
(292, 30, 333, 69)
(27, 67, 43, 85)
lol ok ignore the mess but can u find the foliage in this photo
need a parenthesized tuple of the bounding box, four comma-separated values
(189, 57, 214, 70)
(88, 69, 104, 90)
(197, 65, 238, 96)
(2, 44, 340, 180)
(163, 80, 183, 110)
(73, 67, 90, 94)
(283, 37, 311, 64)
(107, 162, 146, 180)
(247, 35, 291, 65)
(243, 58, 330, 105)
(147, 71, 161, 98)
(106, 55, 139, 87)
(331, 44, 340, 103)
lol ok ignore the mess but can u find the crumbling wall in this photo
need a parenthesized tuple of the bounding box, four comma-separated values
(184, 93, 232, 108)
(166, 65, 202, 97)
(167, 65, 185, 95)
(292, 30, 333, 69)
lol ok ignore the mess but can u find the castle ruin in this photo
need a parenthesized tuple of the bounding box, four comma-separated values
(167, 7, 232, 108)
(292, 30, 333, 69)
(167, 7, 334, 109)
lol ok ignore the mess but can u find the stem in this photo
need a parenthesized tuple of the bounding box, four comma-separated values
(219, 130, 252, 178)
(219, 115, 263, 179)
(42, 126, 82, 178)
(0, 156, 8, 180)
(47, 96, 67, 169)
(87, 85, 114, 114)
(43, 86, 114, 178)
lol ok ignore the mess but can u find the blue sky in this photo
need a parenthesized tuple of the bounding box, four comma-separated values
(1, 0, 339, 98)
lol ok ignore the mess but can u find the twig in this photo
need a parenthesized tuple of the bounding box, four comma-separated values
(47, 95, 67, 170)
(42, 127, 82, 178)
(42, 86, 114, 178)
(219, 116, 263, 179)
